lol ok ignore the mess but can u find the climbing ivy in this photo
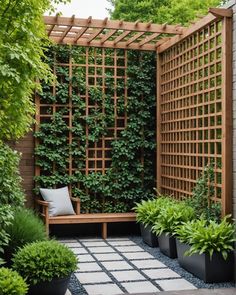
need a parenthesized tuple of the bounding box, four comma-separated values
(34, 45, 156, 213)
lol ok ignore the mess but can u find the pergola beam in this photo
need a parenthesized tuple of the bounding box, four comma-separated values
(209, 8, 233, 18)
(44, 16, 184, 35)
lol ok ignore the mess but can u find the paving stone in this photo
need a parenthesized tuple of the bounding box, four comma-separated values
(142, 269, 181, 279)
(106, 238, 131, 241)
(71, 247, 88, 254)
(101, 261, 133, 271)
(93, 253, 123, 261)
(122, 252, 154, 260)
(156, 278, 197, 291)
(108, 241, 136, 246)
(111, 270, 146, 282)
(84, 283, 123, 295)
(77, 254, 95, 262)
(131, 259, 166, 269)
(115, 246, 144, 252)
(77, 262, 102, 272)
(79, 238, 104, 242)
(58, 239, 78, 243)
(122, 281, 160, 293)
(75, 272, 112, 284)
(82, 241, 108, 247)
(88, 246, 115, 253)
(63, 242, 83, 248)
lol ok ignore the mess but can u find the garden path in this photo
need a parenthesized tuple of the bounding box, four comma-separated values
(59, 237, 234, 295)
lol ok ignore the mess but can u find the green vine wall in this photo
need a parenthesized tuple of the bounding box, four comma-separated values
(35, 45, 156, 213)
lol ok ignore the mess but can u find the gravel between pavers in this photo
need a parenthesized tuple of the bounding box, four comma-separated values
(68, 236, 235, 295)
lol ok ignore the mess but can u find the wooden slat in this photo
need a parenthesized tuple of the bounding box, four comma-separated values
(87, 28, 104, 43)
(44, 16, 184, 35)
(100, 29, 117, 44)
(113, 31, 131, 44)
(139, 33, 161, 47)
(221, 16, 233, 215)
(209, 8, 233, 18)
(126, 32, 145, 46)
(59, 15, 75, 43)
(158, 13, 217, 52)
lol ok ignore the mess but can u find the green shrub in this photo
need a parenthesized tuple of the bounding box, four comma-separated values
(0, 143, 25, 206)
(4, 208, 47, 264)
(134, 196, 174, 227)
(175, 217, 236, 259)
(0, 205, 14, 265)
(13, 240, 78, 285)
(152, 202, 195, 236)
(0, 267, 28, 295)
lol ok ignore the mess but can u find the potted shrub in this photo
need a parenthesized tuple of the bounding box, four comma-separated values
(134, 197, 172, 247)
(13, 240, 77, 295)
(175, 217, 235, 283)
(0, 267, 28, 295)
(152, 202, 194, 258)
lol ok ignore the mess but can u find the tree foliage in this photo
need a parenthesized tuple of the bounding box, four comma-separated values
(0, 0, 70, 141)
(108, 0, 225, 25)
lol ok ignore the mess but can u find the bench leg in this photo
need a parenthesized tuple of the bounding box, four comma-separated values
(102, 222, 107, 239)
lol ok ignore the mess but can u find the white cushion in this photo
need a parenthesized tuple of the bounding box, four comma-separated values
(40, 187, 75, 217)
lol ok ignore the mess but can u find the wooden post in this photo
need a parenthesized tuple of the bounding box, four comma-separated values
(102, 222, 107, 239)
(221, 16, 233, 216)
(156, 51, 162, 193)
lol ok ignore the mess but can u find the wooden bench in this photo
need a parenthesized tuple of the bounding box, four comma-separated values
(36, 197, 136, 239)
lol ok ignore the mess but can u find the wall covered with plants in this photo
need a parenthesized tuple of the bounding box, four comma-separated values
(35, 45, 156, 213)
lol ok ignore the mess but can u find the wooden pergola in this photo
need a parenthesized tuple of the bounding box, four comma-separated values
(41, 7, 233, 216)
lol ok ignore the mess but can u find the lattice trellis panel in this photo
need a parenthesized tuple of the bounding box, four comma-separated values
(35, 46, 127, 180)
(157, 15, 232, 214)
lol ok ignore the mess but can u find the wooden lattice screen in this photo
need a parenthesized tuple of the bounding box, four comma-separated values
(157, 13, 232, 215)
(35, 47, 127, 176)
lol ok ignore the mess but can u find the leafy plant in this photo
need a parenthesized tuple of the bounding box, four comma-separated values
(0, 205, 14, 265)
(152, 202, 195, 236)
(13, 240, 78, 286)
(0, 143, 25, 206)
(186, 164, 221, 222)
(175, 217, 236, 259)
(134, 196, 174, 227)
(0, 267, 28, 295)
(4, 208, 47, 264)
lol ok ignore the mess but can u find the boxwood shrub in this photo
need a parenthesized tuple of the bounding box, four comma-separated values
(0, 267, 28, 295)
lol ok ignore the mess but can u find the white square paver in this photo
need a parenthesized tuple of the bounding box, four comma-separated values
(79, 239, 104, 242)
(88, 247, 115, 253)
(108, 241, 136, 246)
(75, 272, 112, 284)
(111, 270, 146, 282)
(58, 239, 78, 243)
(93, 253, 123, 261)
(84, 283, 123, 295)
(122, 281, 160, 293)
(82, 241, 108, 247)
(123, 252, 153, 260)
(156, 279, 197, 291)
(101, 261, 133, 271)
(77, 254, 95, 262)
(77, 262, 102, 272)
(143, 269, 180, 279)
(115, 246, 144, 252)
(71, 247, 88, 254)
(63, 242, 83, 248)
(131, 259, 166, 269)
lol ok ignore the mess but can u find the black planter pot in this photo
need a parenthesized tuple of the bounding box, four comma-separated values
(158, 233, 177, 258)
(176, 239, 234, 283)
(140, 223, 158, 247)
(27, 275, 71, 295)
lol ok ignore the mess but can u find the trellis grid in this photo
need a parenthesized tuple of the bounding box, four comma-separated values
(157, 14, 232, 215)
(35, 46, 128, 178)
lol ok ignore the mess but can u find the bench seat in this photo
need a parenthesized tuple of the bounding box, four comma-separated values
(36, 198, 136, 239)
